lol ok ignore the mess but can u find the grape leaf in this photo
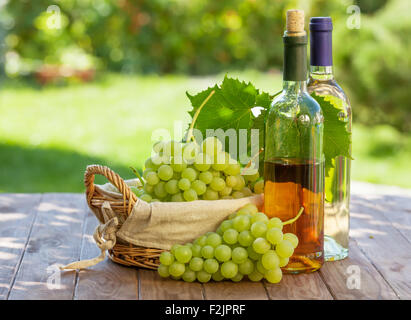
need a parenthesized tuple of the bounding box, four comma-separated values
(310, 93, 353, 175)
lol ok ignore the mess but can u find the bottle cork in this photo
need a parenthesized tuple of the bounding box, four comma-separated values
(285, 9, 306, 36)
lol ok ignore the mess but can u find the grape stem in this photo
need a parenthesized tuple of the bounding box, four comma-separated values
(283, 207, 304, 225)
(241, 147, 264, 175)
(186, 90, 215, 143)
(129, 166, 145, 187)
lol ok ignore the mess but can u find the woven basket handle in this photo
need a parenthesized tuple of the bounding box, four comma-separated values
(84, 164, 137, 216)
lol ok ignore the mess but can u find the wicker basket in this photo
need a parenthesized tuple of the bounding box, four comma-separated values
(85, 164, 164, 270)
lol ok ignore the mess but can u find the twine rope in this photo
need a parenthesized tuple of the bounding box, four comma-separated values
(60, 202, 118, 270)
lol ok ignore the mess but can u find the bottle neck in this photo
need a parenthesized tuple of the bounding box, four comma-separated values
(309, 65, 334, 81)
(283, 35, 307, 82)
(283, 80, 307, 94)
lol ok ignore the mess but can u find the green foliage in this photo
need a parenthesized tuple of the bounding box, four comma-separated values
(334, 0, 411, 132)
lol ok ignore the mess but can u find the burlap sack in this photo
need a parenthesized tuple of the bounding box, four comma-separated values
(61, 179, 263, 270)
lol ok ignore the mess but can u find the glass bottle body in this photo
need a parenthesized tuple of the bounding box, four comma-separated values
(308, 66, 352, 261)
(264, 81, 325, 273)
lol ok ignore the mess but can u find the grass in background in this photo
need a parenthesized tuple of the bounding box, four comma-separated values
(0, 72, 410, 192)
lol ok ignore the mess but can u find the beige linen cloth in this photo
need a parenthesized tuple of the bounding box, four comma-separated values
(61, 179, 263, 270)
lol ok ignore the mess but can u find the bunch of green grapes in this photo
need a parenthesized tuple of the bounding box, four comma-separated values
(157, 203, 299, 284)
(136, 137, 264, 203)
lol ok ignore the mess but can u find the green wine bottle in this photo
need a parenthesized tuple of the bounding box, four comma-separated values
(264, 10, 325, 274)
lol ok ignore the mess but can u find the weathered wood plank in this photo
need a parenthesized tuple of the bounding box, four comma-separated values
(265, 272, 333, 300)
(0, 194, 42, 300)
(319, 239, 398, 300)
(139, 269, 204, 300)
(349, 191, 411, 299)
(203, 280, 268, 300)
(74, 210, 139, 300)
(8, 193, 87, 300)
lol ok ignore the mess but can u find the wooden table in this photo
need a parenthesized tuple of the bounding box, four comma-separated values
(0, 181, 410, 300)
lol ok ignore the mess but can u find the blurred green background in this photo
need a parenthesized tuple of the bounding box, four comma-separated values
(0, 0, 410, 192)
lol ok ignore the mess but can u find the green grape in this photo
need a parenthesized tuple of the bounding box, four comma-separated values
(158, 165, 173, 181)
(203, 188, 219, 200)
(175, 246, 192, 263)
(247, 246, 261, 261)
(256, 260, 268, 275)
(265, 267, 283, 284)
(154, 181, 168, 198)
(266, 228, 283, 245)
(170, 244, 182, 255)
(144, 158, 156, 170)
(178, 178, 191, 191)
(201, 245, 214, 259)
(244, 171, 259, 183)
(143, 183, 154, 194)
(276, 240, 294, 258)
(250, 221, 268, 238)
(140, 194, 152, 203)
(202, 137, 222, 157)
(219, 186, 232, 197)
(203, 259, 219, 274)
(165, 179, 179, 195)
(171, 192, 184, 202)
(210, 169, 220, 177)
(253, 179, 264, 194)
(196, 270, 212, 283)
(130, 186, 143, 197)
(214, 244, 231, 262)
(226, 175, 238, 188)
(231, 273, 243, 282)
(212, 152, 229, 171)
(261, 250, 280, 270)
(228, 213, 237, 220)
(232, 191, 244, 199)
(191, 244, 202, 257)
(158, 264, 170, 278)
(238, 258, 254, 275)
(248, 270, 264, 282)
(279, 257, 289, 267)
(219, 220, 233, 233)
(153, 141, 166, 154)
(216, 227, 223, 236)
(232, 215, 251, 232)
(232, 247, 248, 264)
(210, 177, 226, 192)
(182, 167, 198, 182)
(143, 168, 154, 179)
(182, 269, 196, 283)
(159, 251, 174, 266)
(151, 153, 166, 166)
(238, 230, 254, 247)
(183, 189, 198, 201)
(223, 229, 238, 245)
(199, 171, 213, 184)
(170, 156, 187, 172)
(241, 187, 253, 197)
(283, 233, 299, 248)
(192, 180, 207, 196)
(233, 175, 246, 191)
(164, 141, 183, 157)
(212, 269, 224, 282)
(182, 142, 199, 164)
(194, 235, 207, 247)
(252, 238, 271, 254)
(193, 153, 212, 172)
(239, 203, 259, 215)
(206, 233, 222, 248)
(251, 212, 269, 224)
(169, 262, 185, 277)
(267, 217, 283, 230)
(185, 243, 193, 248)
(224, 163, 241, 176)
(220, 261, 238, 279)
(189, 257, 204, 271)
(146, 171, 160, 186)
